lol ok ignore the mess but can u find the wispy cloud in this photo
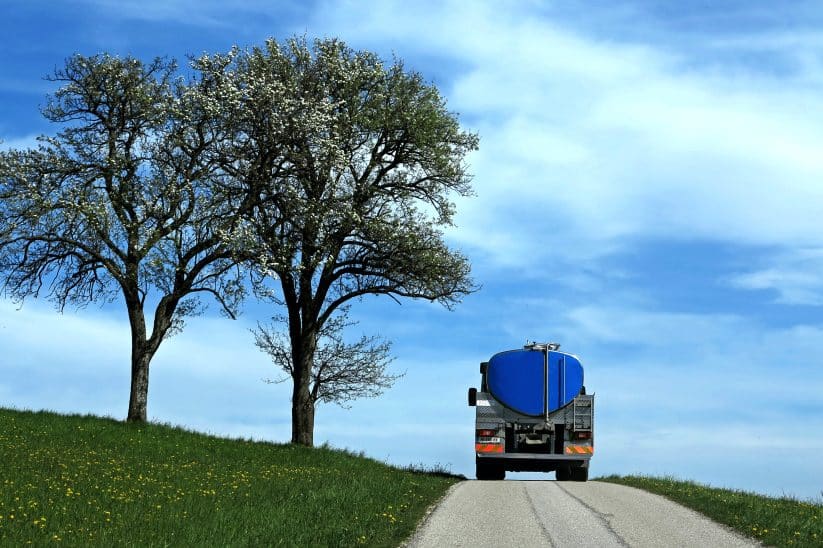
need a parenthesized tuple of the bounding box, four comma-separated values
(728, 248, 823, 305)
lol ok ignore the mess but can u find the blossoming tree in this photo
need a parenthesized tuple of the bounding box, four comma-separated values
(199, 38, 479, 446)
(0, 55, 246, 422)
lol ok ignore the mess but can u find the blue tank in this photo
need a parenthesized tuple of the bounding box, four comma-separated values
(486, 348, 584, 416)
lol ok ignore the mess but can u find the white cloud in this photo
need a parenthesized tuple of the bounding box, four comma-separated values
(310, 1, 823, 268)
(728, 248, 823, 305)
(731, 269, 823, 305)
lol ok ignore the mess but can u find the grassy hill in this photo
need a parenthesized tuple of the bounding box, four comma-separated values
(0, 407, 459, 546)
(6, 406, 820, 547)
(600, 475, 822, 547)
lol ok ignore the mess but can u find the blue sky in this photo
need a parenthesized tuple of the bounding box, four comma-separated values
(2, 0, 823, 500)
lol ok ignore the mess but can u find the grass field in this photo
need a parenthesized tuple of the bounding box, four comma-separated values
(599, 475, 822, 547)
(0, 407, 459, 546)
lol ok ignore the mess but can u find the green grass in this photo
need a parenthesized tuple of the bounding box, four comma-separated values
(599, 475, 822, 547)
(0, 407, 460, 546)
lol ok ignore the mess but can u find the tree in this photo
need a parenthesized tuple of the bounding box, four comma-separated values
(199, 37, 479, 446)
(0, 55, 245, 422)
(254, 308, 401, 408)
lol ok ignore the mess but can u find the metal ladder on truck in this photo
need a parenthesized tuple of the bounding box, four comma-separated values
(572, 395, 594, 431)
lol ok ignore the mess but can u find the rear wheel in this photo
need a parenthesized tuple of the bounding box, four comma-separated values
(476, 461, 490, 480)
(555, 466, 572, 481)
(571, 466, 589, 482)
(476, 461, 505, 480)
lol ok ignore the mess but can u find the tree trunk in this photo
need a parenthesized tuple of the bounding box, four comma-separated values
(121, 285, 178, 422)
(291, 325, 318, 446)
(127, 347, 152, 422)
(124, 296, 162, 423)
(126, 308, 152, 422)
(291, 378, 315, 446)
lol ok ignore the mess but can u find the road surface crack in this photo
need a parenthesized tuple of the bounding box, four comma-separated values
(555, 483, 630, 547)
(522, 483, 557, 547)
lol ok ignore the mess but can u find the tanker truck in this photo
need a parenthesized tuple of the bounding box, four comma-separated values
(468, 342, 593, 481)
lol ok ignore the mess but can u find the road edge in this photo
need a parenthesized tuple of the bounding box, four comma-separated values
(587, 480, 763, 546)
(400, 480, 466, 547)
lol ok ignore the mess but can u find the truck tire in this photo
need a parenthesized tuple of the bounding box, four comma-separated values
(570, 466, 589, 482)
(476, 461, 491, 480)
(556, 466, 572, 481)
(476, 461, 505, 480)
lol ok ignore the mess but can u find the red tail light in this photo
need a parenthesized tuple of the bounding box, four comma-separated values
(477, 429, 497, 437)
(574, 431, 591, 440)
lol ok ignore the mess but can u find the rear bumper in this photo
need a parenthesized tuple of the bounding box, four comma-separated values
(477, 452, 590, 472)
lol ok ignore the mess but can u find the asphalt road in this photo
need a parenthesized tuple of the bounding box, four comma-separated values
(406, 480, 758, 547)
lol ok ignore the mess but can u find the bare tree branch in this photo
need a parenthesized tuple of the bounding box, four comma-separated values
(254, 308, 402, 408)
